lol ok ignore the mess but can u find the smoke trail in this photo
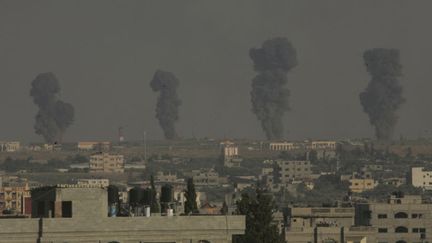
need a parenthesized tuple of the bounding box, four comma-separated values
(30, 72, 75, 143)
(150, 70, 182, 139)
(359, 48, 405, 141)
(249, 37, 298, 140)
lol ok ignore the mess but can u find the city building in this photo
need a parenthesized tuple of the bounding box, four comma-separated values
(186, 168, 220, 187)
(155, 171, 182, 183)
(349, 178, 376, 193)
(269, 142, 300, 151)
(0, 183, 31, 216)
(355, 194, 432, 243)
(76, 179, 110, 188)
(286, 206, 375, 243)
(89, 153, 124, 173)
(306, 140, 338, 150)
(221, 141, 242, 167)
(410, 167, 432, 190)
(78, 141, 111, 151)
(0, 141, 20, 152)
(0, 185, 245, 243)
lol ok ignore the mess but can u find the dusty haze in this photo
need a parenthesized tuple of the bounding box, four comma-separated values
(0, 0, 431, 142)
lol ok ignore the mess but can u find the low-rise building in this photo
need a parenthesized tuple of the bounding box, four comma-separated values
(355, 194, 432, 243)
(269, 142, 300, 151)
(76, 179, 110, 188)
(0, 141, 20, 152)
(187, 168, 220, 186)
(411, 167, 432, 190)
(349, 178, 376, 193)
(0, 183, 31, 216)
(89, 153, 124, 173)
(307, 140, 338, 150)
(78, 141, 111, 151)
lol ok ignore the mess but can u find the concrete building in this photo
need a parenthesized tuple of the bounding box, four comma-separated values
(286, 206, 375, 243)
(269, 142, 300, 151)
(221, 141, 242, 167)
(355, 194, 432, 243)
(349, 178, 376, 193)
(0, 141, 20, 152)
(155, 171, 182, 183)
(89, 153, 124, 173)
(0, 183, 31, 216)
(411, 167, 432, 190)
(187, 169, 220, 187)
(76, 178, 110, 188)
(307, 140, 338, 150)
(0, 185, 246, 243)
(78, 141, 111, 151)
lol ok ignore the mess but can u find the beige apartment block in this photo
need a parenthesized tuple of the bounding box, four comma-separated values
(349, 178, 376, 193)
(0, 141, 20, 152)
(89, 153, 124, 173)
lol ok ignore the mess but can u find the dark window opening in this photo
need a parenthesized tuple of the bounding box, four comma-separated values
(62, 201, 72, 218)
(395, 226, 408, 233)
(394, 212, 408, 218)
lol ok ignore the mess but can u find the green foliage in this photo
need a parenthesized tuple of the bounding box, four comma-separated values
(184, 178, 198, 214)
(234, 189, 285, 243)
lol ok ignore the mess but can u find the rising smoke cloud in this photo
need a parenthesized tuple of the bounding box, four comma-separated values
(249, 37, 298, 140)
(30, 72, 75, 143)
(150, 70, 182, 139)
(360, 48, 405, 141)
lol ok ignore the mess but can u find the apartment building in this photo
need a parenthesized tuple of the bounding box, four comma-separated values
(307, 140, 338, 150)
(187, 168, 220, 186)
(76, 179, 109, 188)
(356, 194, 432, 243)
(286, 206, 375, 243)
(78, 141, 111, 151)
(261, 160, 312, 191)
(349, 178, 376, 193)
(411, 167, 432, 190)
(0, 183, 31, 216)
(89, 153, 124, 173)
(221, 141, 242, 167)
(0, 141, 20, 152)
(269, 142, 300, 151)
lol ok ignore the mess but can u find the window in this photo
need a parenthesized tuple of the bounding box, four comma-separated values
(378, 214, 387, 219)
(378, 228, 388, 233)
(394, 212, 408, 218)
(62, 201, 72, 218)
(395, 226, 408, 233)
(420, 228, 426, 233)
(413, 228, 419, 233)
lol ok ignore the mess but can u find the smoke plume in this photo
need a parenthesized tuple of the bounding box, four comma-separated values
(360, 48, 405, 141)
(150, 70, 182, 139)
(249, 37, 298, 140)
(30, 72, 75, 143)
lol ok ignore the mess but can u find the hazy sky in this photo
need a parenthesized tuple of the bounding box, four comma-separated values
(1, 1, 431, 142)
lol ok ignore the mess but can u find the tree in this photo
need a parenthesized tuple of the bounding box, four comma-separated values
(150, 175, 160, 213)
(184, 178, 198, 214)
(233, 189, 285, 243)
(220, 201, 228, 215)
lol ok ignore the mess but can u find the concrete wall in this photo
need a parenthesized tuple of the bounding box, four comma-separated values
(0, 215, 245, 243)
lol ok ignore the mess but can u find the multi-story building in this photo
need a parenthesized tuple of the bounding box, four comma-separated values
(0, 141, 20, 152)
(188, 168, 220, 186)
(0, 183, 31, 216)
(261, 160, 312, 191)
(307, 140, 338, 150)
(349, 178, 376, 193)
(286, 206, 375, 243)
(355, 194, 432, 243)
(269, 142, 300, 151)
(155, 171, 181, 183)
(221, 141, 242, 167)
(78, 141, 111, 151)
(89, 153, 124, 173)
(76, 179, 110, 188)
(410, 167, 432, 190)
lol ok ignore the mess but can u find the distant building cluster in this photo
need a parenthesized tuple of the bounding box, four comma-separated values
(89, 153, 125, 173)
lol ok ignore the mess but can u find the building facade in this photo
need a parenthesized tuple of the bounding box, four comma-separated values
(0, 183, 30, 216)
(89, 153, 125, 173)
(269, 142, 299, 151)
(411, 167, 432, 190)
(0, 141, 20, 152)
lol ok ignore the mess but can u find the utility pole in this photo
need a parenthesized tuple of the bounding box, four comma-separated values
(143, 131, 147, 162)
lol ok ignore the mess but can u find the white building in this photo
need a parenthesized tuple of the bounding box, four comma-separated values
(269, 142, 299, 151)
(89, 153, 124, 173)
(0, 141, 20, 152)
(411, 167, 432, 190)
(76, 179, 110, 188)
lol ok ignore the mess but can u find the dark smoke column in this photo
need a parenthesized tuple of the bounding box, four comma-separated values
(30, 72, 75, 143)
(360, 48, 405, 141)
(150, 70, 182, 139)
(249, 37, 298, 140)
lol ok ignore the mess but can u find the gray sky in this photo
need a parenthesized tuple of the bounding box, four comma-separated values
(1, 0, 431, 142)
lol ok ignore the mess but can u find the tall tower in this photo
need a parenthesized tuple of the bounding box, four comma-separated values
(118, 126, 125, 143)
